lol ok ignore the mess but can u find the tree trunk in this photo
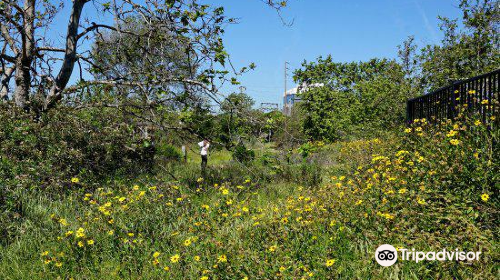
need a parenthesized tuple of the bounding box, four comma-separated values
(0, 67, 15, 101)
(44, 0, 88, 110)
(12, 0, 35, 110)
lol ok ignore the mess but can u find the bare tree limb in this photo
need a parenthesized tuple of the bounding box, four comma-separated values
(77, 23, 120, 40)
(0, 65, 15, 100)
(0, 22, 19, 55)
(44, 0, 90, 110)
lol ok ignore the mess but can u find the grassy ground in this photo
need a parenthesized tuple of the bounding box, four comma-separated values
(0, 119, 497, 279)
(0, 176, 412, 280)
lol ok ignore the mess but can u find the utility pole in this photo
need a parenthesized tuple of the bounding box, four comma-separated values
(284, 61, 289, 98)
(284, 61, 290, 115)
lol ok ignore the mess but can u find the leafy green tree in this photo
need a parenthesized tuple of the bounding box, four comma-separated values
(294, 57, 407, 141)
(218, 92, 256, 147)
(418, 0, 499, 90)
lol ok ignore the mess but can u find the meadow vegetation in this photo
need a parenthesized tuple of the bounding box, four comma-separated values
(1, 105, 498, 279)
(0, 0, 498, 279)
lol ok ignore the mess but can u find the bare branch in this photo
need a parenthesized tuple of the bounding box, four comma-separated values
(0, 65, 15, 100)
(77, 23, 119, 40)
(0, 53, 16, 63)
(44, 0, 90, 110)
(0, 22, 19, 55)
(0, 5, 24, 32)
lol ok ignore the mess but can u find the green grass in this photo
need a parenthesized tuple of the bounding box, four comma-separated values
(1, 176, 495, 279)
(0, 119, 497, 279)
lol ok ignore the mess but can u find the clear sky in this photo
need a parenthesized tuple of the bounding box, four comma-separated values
(49, 0, 464, 107)
(207, 0, 463, 107)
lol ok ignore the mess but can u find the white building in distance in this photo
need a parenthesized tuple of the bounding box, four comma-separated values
(283, 83, 324, 116)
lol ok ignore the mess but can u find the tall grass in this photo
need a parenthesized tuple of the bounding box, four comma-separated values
(0, 113, 497, 279)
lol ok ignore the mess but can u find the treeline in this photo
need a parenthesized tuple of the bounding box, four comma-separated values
(293, 0, 499, 141)
(0, 0, 498, 185)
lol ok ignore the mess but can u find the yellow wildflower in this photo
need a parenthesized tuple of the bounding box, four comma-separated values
(326, 259, 336, 267)
(170, 254, 180, 263)
(481, 194, 489, 202)
(76, 227, 85, 238)
(71, 177, 79, 183)
(217, 254, 227, 263)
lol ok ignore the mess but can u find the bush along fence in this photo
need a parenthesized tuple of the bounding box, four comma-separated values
(407, 69, 499, 125)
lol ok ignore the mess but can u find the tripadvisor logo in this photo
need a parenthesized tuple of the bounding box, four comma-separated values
(375, 244, 482, 267)
(375, 244, 398, 266)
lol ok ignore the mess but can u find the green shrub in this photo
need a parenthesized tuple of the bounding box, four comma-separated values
(0, 106, 156, 185)
(232, 143, 255, 164)
(276, 162, 323, 187)
(156, 143, 182, 162)
(310, 112, 498, 278)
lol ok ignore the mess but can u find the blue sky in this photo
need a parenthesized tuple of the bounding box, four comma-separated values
(207, 0, 463, 106)
(49, 0, 463, 107)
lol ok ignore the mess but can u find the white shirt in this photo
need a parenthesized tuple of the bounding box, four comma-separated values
(198, 141, 209, 156)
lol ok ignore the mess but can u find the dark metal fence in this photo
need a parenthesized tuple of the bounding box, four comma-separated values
(407, 69, 499, 125)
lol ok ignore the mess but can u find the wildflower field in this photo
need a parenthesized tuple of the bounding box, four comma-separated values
(0, 0, 498, 279)
(1, 113, 497, 279)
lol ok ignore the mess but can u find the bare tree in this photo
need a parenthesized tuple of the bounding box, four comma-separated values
(0, 0, 292, 111)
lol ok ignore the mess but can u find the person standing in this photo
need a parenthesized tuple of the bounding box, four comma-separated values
(198, 139, 210, 175)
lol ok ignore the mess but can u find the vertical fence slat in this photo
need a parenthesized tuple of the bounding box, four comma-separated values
(407, 69, 500, 125)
